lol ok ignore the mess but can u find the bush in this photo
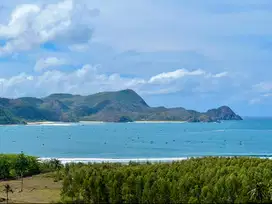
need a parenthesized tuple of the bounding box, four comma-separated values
(0, 154, 62, 180)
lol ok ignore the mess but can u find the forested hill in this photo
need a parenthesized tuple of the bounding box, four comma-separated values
(0, 89, 242, 124)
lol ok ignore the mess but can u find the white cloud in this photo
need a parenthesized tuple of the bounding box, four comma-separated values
(0, 4, 40, 38)
(249, 92, 272, 105)
(34, 57, 68, 72)
(212, 71, 228, 78)
(248, 83, 272, 105)
(263, 93, 272, 97)
(249, 98, 261, 105)
(148, 68, 228, 84)
(253, 82, 272, 93)
(0, 64, 145, 97)
(0, 66, 232, 98)
(140, 87, 181, 95)
(0, 0, 98, 55)
(68, 43, 90, 52)
(148, 69, 205, 84)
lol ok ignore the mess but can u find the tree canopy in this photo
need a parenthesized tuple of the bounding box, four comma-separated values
(60, 157, 272, 203)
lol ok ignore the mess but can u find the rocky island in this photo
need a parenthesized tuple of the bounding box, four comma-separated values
(0, 89, 242, 124)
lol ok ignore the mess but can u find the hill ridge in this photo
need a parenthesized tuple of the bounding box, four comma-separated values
(0, 89, 242, 124)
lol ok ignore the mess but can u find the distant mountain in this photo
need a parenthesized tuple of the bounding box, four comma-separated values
(0, 89, 242, 124)
(205, 106, 243, 121)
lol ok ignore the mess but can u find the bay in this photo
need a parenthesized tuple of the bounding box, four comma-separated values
(0, 118, 272, 161)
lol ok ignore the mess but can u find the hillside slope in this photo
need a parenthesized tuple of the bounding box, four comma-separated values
(0, 89, 242, 124)
(0, 107, 26, 124)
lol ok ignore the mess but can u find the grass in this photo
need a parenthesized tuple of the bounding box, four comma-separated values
(0, 173, 61, 203)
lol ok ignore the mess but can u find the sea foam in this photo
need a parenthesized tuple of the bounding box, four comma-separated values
(39, 156, 272, 164)
(39, 157, 189, 164)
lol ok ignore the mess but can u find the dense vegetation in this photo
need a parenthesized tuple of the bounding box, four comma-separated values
(0, 154, 61, 180)
(61, 157, 272, 203)
(0, 89, 242, 124)
(2, 155, 272, 203)
(0, 108, 25, 125)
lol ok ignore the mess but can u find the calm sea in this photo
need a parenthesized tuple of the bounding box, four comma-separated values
(0, 118, 272, 162)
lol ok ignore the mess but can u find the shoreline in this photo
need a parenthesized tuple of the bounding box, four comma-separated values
(25, 120, 188, 125)
(26, 121, 104, 125)
(27, 121, 63, 125)
(39, 155, 272, 164)
(26, 121, 76, 126)
(39, 157, 189, 164)
(79, 121, 104, 124)
(134, 121, 187, 123)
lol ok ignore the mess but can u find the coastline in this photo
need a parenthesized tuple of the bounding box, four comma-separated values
(27, 121, 62, 125)
(26, 121, 104, 125)
(79, 121, 104, 124)
(39, 157, 190, 164)
(39, 155, 272, 164)
(25, 120, 187, 125)
(134, 121, 187, 123)
(27, 121, 74, 126)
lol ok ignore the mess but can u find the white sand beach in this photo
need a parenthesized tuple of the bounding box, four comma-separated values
(26, 120, 186, 126)
(27, 121, 58, 125)
(134, 121, 187, 123)
(27, 121, 104, 125)
(27, 121, 76, 126)
(79, 121, 104, 124)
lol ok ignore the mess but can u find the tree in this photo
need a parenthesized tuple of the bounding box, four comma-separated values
(59, 157, 272, 204)
(14, 152, 29, 192)
(49, 159, 62, 180)
(268, 186, 272, 201)
(248, 182, 268, 203)
(49, 159, 62, 171)
(3, 184, 13, 204)
(61, 173, 76, 203)
(117, 116, 133, 123)
(0, 157, 10, 179)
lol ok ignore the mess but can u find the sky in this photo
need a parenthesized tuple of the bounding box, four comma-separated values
(0, 0, 271, 116)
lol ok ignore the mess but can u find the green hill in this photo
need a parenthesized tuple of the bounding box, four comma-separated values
(0, 89, 242, 124)
(0, 107, 25, 124)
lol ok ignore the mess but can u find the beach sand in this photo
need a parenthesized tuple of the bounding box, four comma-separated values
(27, 121, 59, 125)
(26, 121, 105, 126)
(134, 121, 187, 123)
(26, 120, 186, 125)
(79, 121, 104, 124)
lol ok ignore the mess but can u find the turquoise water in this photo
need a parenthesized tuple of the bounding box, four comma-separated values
(0, 119, 272, 161)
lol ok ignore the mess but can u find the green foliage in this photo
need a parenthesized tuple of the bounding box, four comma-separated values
(0, 154, 62, 180)
(14, 152, 29, 176)
(117, 116, 133, 123)
(61, 157, 272, 203)
(0, 107, 25, 124)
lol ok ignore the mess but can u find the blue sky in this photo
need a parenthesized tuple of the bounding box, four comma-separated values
(0, 0, 271, 116)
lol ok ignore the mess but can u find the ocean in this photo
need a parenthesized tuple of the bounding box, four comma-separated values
(0, 118, 272, 163)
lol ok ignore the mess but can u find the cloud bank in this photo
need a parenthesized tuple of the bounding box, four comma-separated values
(34, 57, 68, 72)
(0, 0, 98, 55)
(0, 65, 229, 98)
